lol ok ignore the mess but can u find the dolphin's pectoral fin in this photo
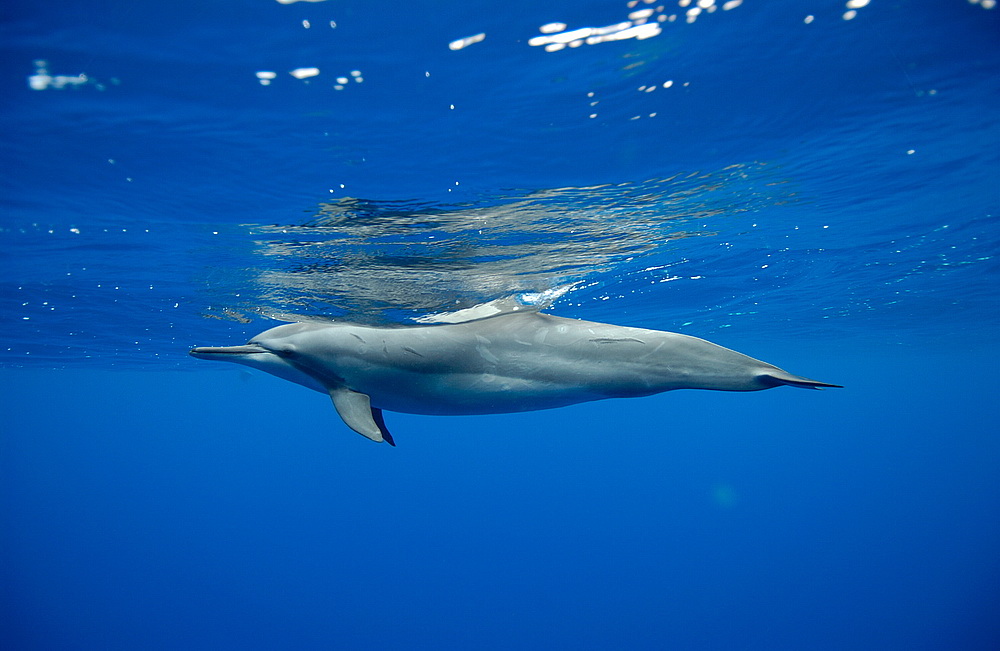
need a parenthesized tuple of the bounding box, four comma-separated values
(329, 388, 394, 445)
(371, 408, 395, 447)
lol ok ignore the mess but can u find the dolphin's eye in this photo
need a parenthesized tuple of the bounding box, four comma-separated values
(276, 346, 296, 357)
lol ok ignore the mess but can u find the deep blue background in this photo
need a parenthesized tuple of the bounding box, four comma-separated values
(2, 0, 999, 649)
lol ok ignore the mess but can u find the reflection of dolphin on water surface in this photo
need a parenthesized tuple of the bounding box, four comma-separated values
(190, 311, 841, 446)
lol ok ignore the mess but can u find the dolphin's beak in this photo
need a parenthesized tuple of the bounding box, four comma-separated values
(189, 344, 269, 359)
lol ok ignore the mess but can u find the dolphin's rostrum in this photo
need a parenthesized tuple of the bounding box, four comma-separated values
(190, 311, 841, 445)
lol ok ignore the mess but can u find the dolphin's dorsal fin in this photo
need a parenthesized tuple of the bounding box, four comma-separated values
(329, 388, 395, 445)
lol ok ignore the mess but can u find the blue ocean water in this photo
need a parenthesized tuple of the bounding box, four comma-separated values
(2, 0, 998, 648)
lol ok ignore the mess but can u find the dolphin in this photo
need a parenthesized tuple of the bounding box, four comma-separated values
(190, 311, 841, 445)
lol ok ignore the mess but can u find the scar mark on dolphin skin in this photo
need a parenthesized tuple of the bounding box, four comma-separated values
(477, 346, 499, 364)
(402, 346, 424, 357)
(350, 333, 365, 343)
(590, 337, 646, 344)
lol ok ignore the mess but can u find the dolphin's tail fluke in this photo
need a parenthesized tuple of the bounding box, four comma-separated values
(760, 369, 843, 390)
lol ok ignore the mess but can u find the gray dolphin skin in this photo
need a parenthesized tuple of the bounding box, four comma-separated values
(190, 311, 841, 445)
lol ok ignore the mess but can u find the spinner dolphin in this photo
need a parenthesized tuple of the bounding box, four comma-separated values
(190, 311, 841, 445)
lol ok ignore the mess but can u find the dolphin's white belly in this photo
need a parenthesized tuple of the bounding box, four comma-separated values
(350, 368, 609, 415)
